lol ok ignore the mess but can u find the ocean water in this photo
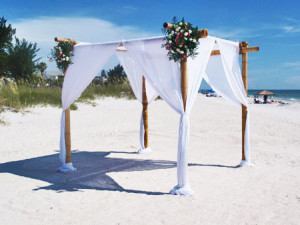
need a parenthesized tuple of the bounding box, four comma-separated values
(199, 89, 300, 102)
(248, 90, 300, 102)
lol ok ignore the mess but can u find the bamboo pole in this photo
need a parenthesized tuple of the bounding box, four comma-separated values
(163, 22, 208, 38)
(55, 37, 77, 164)
(64, 71, 72, 164)
(241, 41, 248, 161)
(142, 76, 149, 148)
(181, 59, 188, 111)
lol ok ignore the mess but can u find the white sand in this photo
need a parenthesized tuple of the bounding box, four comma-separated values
(0, 95, 299, 225)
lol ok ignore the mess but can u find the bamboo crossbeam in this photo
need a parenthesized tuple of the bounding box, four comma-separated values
(210, 46, 259, 56)
(54, 37, 78, 45)
(211, 50, 220, 56)
(142, 76, 149, 148)
(240, 46, 259, 53)
(163, 22, 208, 38)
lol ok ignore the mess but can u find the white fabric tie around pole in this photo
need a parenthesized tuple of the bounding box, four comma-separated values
(59, 42, 119, 172)
(203, 38, 252, 166)
(116, 51, 158, 153)
(125, 36, 215, 195)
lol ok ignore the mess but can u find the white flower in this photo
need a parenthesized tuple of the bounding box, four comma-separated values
(178, 26, 181, 30)
(169, 40, 172, 43)
(189, 30, 192, 33)
(176, 48, 180, 52)
(171, 31, 174, 35)
(185, 45, 188, 48)
(66, 57, 69, 61)
(180, 51, 184, 54)
(171, 50, 174, 53)
(184, 32, 188, 36)
(62, 58, 65, 61)
(194, 39, 197, 43)
(180, 29, 184, 33)
(63, 54, 65, 57)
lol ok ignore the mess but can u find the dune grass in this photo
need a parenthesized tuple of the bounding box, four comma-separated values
(0, 83, 135, 113)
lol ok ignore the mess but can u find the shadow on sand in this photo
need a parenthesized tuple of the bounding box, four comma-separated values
(0, 150, 240, 195)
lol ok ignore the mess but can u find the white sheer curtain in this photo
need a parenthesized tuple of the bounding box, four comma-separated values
(125, 36, 215, 195)
(59, 42, 119, 172)
(116, 51, 158, 153)
(203, 37, 252, 166)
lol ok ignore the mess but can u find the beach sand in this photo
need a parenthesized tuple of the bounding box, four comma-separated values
(0, 95, 299, 225)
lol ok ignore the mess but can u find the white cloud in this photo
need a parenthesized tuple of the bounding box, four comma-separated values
(12, 17, 159, 70)
(285, 75, 300, 84)
(282, 17, 300, 23)
(283, 61, 300, 69)
(282, 26, 294, 32)
(209, 27, 261, 40)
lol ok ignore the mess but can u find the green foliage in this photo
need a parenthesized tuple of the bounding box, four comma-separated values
(51, 41, 73, 72)
(37, 62, 47, 74)
(106, 64, 127, 85)
(162, 17, 200, 62)
(7, 38, 40, 81)
(0, 17, 16, 76)
(100, 69, 107, 78)
(0, 82, 135, 114)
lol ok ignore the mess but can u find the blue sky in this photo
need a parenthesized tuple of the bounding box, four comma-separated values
(1, 0, 300, 89)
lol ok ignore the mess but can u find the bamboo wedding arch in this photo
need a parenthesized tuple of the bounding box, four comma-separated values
(55, 22, 259, 169)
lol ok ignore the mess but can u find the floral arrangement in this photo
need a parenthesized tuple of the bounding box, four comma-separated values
(50, 41, 73, 72)
(162, 17, 200, 62)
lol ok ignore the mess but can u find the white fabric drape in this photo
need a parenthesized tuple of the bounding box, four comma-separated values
(203, 38, 251, 165)
(62, 42, 120, 110)
(125, 36, 215, 195)
(116, 51, 158, 152)
(59, 42, 119, 171)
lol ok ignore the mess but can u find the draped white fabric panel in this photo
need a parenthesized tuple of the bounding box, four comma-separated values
(62, 42, 119, 110)
(125, 37, 184, 113)
(125, 36, 215, 195)
(203, 38, 251, 164)
(116, 51, 158, 151)
(59, 42, 119, 170)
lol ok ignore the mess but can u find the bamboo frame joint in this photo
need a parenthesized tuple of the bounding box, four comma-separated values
(163, 22, 208, 38)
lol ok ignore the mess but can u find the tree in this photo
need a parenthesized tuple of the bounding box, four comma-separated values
(0, 17, 16, 76)
(100, 69, 107, 78)
(106, 64, 127, 85)
(7, 38, 40, 81)
(37, 62, 47, 76)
